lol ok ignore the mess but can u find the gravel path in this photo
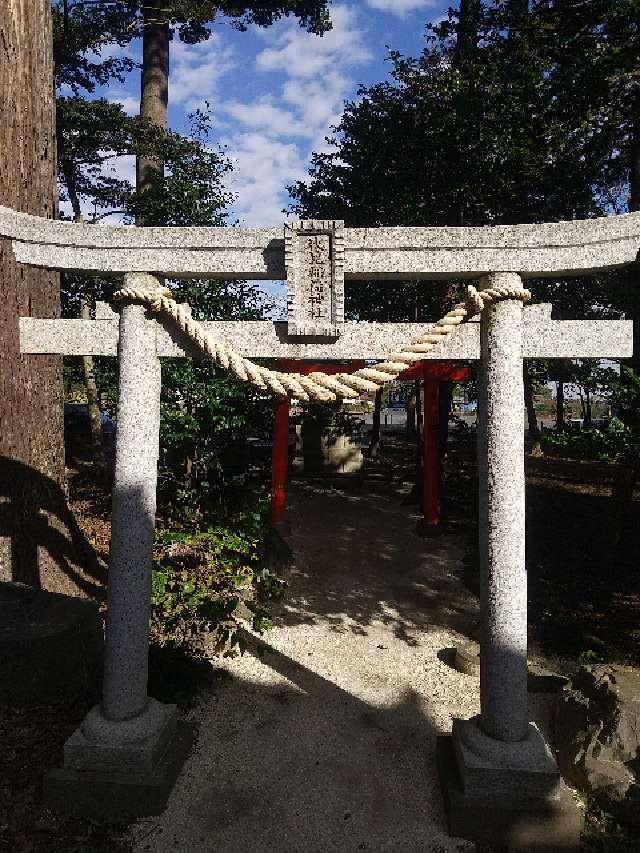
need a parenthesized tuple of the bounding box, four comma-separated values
(132, 479, 483, 853)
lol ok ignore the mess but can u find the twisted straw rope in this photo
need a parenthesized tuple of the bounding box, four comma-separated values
(112, 281, 531, 402)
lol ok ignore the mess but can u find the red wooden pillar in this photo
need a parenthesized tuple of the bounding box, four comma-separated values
(271, 395, 290, 523)
(423, 371, 441, 526)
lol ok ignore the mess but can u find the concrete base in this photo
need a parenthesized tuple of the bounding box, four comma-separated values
(45, 720, 194, 821)
(452, 716, 558, 797)
(437, 736, 582, 851)
(64, 698, 177, 774)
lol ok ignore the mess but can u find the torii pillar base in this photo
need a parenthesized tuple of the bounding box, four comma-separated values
(45, 718, 194, 821)
(437, 733, 582, 851)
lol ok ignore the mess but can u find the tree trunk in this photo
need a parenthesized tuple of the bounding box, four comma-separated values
(0, 0, 66, 587)
(369, 387, 383, 460)
(137, 0, 169, 215)
(456, 0, 482, 64)
(578, 388, 586, 422)
(555, 381, 564, 431)
(406, 389, 416, 438)
(523, 363, 539, 439)
(438, 381, 454, 456)
(80, 296, 107, 473)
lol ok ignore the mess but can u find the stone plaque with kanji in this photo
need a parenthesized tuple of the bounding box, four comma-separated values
(285, 219, 344, 337)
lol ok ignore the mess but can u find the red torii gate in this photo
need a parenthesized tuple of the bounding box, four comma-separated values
(270, 360, 470, 527)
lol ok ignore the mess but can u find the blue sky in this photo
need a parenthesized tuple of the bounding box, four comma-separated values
(94, 1, 450, 227)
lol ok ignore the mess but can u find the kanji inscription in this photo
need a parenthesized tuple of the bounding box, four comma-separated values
(285, 219, 345, 337)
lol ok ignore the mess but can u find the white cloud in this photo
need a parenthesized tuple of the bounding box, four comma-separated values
(222, 132, 306, 225)
(107, 91, 139, 116)
(170, 35, 235, 110)
(224, 97, 309, 138)
(256, 5, 370, 77)
(365, 0, 441, 15)
(222, 5, 370, 224)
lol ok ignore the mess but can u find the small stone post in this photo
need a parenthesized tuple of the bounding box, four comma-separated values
(478, 271, 528, 742)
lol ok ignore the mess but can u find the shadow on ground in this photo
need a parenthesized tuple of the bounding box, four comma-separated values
(135, 634, 474, 853)
(276, 477, 480, 647)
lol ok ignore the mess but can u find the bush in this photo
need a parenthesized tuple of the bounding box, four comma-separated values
(151, 501, 286, 656)
(540, 419, 630, 462)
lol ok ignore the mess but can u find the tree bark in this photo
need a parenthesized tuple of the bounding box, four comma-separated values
(555, 381, 564, 431)
(0, 0, 65, 586)
(137, 0, 169, 215)
(523, 362, 539, 439)
(369, 387, 383, 460)
(80, 297, 107, 473)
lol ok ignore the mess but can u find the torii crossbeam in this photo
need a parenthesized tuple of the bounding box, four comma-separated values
(1, 206, 636, 846)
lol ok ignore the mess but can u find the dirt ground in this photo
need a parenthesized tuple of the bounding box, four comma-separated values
(2, 434, 640, 851)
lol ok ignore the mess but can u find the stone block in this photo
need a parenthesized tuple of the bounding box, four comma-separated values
(556, 664, 640, 826)
(438, 736, 582, 851)
(452, 716, 559, 798)
(45, 720, 194, 821)
(4, 202, 640, 279)
(64, 698, 177, 775)
(0, 581, 103, 705)
(285, 219, 345, 337)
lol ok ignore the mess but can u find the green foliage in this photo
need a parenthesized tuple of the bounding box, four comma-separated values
(577, 649, 604, 667)
(541, 420, 630, 462)
(289, 1, 638, 326)
(151, 503, 286, 654)
(583, 797, 640, 852)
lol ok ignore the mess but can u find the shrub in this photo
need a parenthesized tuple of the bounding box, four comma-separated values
(151, 502, 286, 656)
(540, 420, 630, 462)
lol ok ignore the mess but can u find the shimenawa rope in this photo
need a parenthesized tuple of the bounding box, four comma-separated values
(112, 282, 531, 402)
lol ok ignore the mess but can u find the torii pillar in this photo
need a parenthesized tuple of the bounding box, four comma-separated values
(397, 361, 471, 527)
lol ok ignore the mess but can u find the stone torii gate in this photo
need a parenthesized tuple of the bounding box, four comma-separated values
(1, 207, 637, 847)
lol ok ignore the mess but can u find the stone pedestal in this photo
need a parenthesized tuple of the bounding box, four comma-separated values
(438, 727, 582, 851)
(299, 406, 364, 475)
(439, 274, 582, 849)
(45, 276, 191, 820)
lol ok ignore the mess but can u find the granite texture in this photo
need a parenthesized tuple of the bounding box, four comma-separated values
(2, 203, 640, 278)
(285, 219, 345, 336)
(50, 275, 185, 816)
(65, 699, 177, 774)
(438, 737, 582, 850)
(101, 278, 162, 722)
(19, 310, 633, 360)
(46, 721, 194, 821)
(478, 273, 528, 743)
(452, 716, 558, 797)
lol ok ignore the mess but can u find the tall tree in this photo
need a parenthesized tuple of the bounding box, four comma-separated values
(135, 1, 331, 221)
(0, 0, 65, 586)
